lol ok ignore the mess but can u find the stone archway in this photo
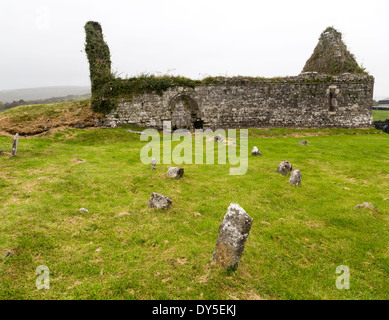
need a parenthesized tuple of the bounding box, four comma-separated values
(169, 94, 203, 130)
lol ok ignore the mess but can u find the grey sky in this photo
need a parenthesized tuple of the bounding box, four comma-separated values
(0, 0, 388, 99)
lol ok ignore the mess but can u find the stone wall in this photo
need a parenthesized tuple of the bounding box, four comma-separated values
(98, 73, 374, 130)
(374, 120, 389, 130)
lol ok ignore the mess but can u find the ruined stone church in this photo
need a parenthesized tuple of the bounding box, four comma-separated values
(85, 22, 374, 130)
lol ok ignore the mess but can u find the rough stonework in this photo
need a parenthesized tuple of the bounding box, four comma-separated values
(289, 169, 302, 186)
(97, 74, 374, 130)
(166, 167, 184, 179)
(149, 192, 172, 209)
(86, 23, 374, 130)
(251, 146, 262, 156)
(213, 203, 253, 270)
(299, 141, 308, 145)
(277, 161, 293, 175)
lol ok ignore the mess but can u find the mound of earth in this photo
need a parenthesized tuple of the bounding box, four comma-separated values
(0, 100, 102, 135)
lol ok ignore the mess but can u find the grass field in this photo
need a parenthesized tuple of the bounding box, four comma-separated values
(373, 109, 389, 121)
(0, 125, 388, 300)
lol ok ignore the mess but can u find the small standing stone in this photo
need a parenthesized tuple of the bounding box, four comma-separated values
(166, 167, 184, 179)
(213, 203, 253, 270)
(3, 250, 14, 258)
(79, 208, 89, 213)
(214, 134, 224, 143)
(289, 169, 302, 186)
(277, 160, 293, 175)
(151, 158, 157, 170)
(12, 133, 18, 157)
(149, 192, 172, 210)
(251, 146, 262, 156)
(299, 141, 308, 145)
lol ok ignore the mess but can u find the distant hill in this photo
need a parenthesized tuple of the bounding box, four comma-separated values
(0, 93, 91, 113)
(0, 86, 90, 103)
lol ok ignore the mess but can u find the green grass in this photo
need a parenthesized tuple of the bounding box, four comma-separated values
(0, 127, 388, 300)
(0, 100, 90, 122)
(373, 110, 389, 121)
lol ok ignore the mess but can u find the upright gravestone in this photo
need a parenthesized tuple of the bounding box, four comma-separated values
(213, 203, 253, 270)
(12, 133, 19, 157)
(151, 158, 157, 170)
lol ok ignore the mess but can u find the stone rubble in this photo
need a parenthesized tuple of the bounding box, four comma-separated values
(355, 202, 378, 211)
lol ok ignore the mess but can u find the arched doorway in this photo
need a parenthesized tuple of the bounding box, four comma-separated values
(169, 94, 203, 130)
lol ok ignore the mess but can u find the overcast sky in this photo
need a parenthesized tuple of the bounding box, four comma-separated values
(0, 0, 388, 98)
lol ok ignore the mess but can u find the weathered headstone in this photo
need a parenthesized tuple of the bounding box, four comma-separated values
(289, 169, 302, 186)
(299, 140, 308, 145)
(166, 167, 184, 179)
(213, 203, 253, 270)
(149, 192, 172, 209)
(12, 133, 18, 157)
(251, 146, 262, 156)
(277, 160, 292, 175)
(151, 158, 157, 170)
